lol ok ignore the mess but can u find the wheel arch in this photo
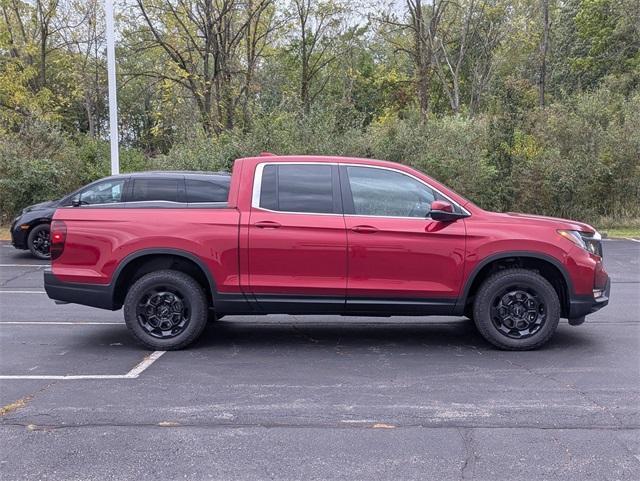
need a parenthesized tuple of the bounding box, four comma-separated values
(457, 251, 573, 318)
(111, 249, 218, 309)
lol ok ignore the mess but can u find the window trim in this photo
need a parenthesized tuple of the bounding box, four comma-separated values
(252, 162, 470, 218)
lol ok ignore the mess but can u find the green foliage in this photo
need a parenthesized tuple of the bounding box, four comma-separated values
(1, 0, 639, 226)
(0, 124, 147, 222)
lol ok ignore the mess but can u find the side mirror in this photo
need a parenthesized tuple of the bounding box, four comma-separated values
(71, 198, 81, 207)
(430, 200, 468, 222)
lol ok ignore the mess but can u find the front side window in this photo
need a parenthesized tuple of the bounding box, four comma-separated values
(345, 166, 440, 218)
(79, 179, 126, 205)
(130, 178, 180, 203)
(259, 164, 336, 214)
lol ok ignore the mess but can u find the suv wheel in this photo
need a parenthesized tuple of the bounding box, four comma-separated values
(473, 268, 560, 350)
(27, 224, 51, 260)
(124, 270, 208, 350)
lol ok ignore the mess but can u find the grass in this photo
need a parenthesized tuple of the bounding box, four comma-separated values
(600, 227, 640, 239)
(0, 226, 10, 241)
(595, 217, 640, 239)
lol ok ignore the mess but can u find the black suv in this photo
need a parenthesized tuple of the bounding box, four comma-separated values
(10, 171, 231, 259)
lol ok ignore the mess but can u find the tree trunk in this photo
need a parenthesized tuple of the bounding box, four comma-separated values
(412, 0, 430, 123)
(39, 27, 47, 88)
(301, 34, 310, 115)
(539, 0, 549, 108)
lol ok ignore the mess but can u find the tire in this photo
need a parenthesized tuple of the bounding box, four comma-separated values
(27, 224, 51, 260)
(123, 270, 208, 350)
(473, 268, 560, 350)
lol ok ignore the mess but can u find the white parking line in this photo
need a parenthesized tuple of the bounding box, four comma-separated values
(0, 264, 48, 267)
(0, 291, 46, 294)
(0, 322, 124, 325)
(0, 351, 166, 380)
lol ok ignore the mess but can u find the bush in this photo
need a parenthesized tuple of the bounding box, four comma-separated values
(0, 123, 149, 223)
(1, 86, 638, 226)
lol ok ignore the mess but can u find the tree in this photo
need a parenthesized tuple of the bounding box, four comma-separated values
(132, 0, 275, 134)
(289, 0, 351, 115)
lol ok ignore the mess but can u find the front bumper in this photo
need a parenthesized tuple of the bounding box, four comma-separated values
(44, 269, 116, 310)
(568, 276, 611, 319)
(10, 218, 28, 249)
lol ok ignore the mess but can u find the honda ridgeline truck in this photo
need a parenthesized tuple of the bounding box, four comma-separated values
(44, 155, 610, 350)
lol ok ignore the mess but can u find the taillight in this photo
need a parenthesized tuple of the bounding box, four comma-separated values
(50, 220, 67, 260)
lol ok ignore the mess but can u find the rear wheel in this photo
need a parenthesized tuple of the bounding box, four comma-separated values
(473, 268, 560, 350)
(123, 270, 208, 350)
(27, 224, 51, 260)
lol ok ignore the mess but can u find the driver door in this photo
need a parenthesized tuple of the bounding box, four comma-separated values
(340, 165, 466, 311)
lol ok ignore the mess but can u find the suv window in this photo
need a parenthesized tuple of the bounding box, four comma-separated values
(130, 178, 180, 203)
(186, 178, 229, 203)
(259, 164, 336, 214)
(345, 166, 441, 217)
(79, 179, 126, 205)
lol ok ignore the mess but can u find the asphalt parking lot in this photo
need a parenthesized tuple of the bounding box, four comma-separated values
(0, 239, 639, 480)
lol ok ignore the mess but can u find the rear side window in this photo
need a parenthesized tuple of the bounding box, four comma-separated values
(259, 164, 337, 214)
(186, 179, 229, 203)
(130, 178, 180, 203)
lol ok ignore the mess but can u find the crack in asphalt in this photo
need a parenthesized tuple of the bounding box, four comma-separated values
(499, 356, 627, 429)
(458, 427, 478, 480)
(0, 266, 43, 287)
(0, 381, 59, 418)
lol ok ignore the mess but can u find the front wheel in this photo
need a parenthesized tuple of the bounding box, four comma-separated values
(123, 270, 208, 350)
(27, 224, 51, 260)
(473, 268, 560, 350)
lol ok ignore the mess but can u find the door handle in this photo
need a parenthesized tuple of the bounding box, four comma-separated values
(351, 225, 378, 234)
(254, 220, 281, 229)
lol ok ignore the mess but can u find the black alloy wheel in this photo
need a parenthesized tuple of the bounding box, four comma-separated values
(27, 224, 51, 260)
(473, 268, 560, 350)
(136, 286, 191, 339)
(124, 270, 208, 350)
(490, 287, 546, 339)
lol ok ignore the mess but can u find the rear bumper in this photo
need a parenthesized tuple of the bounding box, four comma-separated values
(44, 269, 116, 310)
(568, 276, 611, 319)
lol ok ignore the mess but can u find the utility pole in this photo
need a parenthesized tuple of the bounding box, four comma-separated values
(105, 0, 119, 174)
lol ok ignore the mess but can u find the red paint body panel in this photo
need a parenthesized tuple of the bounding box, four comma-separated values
(53, 208, 242, 293)
(247, 210, 347, 295)
(344, 216, 465, 298)
(50, 155, 607, 318)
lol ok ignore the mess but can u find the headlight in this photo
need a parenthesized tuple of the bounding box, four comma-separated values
(557, 229, 602, 257)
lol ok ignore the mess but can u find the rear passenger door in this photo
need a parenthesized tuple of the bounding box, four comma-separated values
(126, 177, 184, 207)
(247, 163, 347, 312)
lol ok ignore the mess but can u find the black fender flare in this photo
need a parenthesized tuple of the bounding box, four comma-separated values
(454, 250, 574, 315)
(111, 248, 218, 302)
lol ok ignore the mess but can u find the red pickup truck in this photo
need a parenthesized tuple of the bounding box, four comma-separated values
(44, 155, 610, 351)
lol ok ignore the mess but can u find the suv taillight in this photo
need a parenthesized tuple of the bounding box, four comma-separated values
(50, 220, 67, 260)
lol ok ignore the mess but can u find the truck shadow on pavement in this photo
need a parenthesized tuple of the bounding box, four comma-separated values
(189, 319, 596, 352)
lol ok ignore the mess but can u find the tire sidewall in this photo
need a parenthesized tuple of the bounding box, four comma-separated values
(27, 224, 51, 260)
(124, 270, 208, 350)
(473, 270, 560, 350)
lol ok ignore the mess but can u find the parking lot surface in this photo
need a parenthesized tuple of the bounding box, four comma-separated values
(1, 239, 639, 480)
